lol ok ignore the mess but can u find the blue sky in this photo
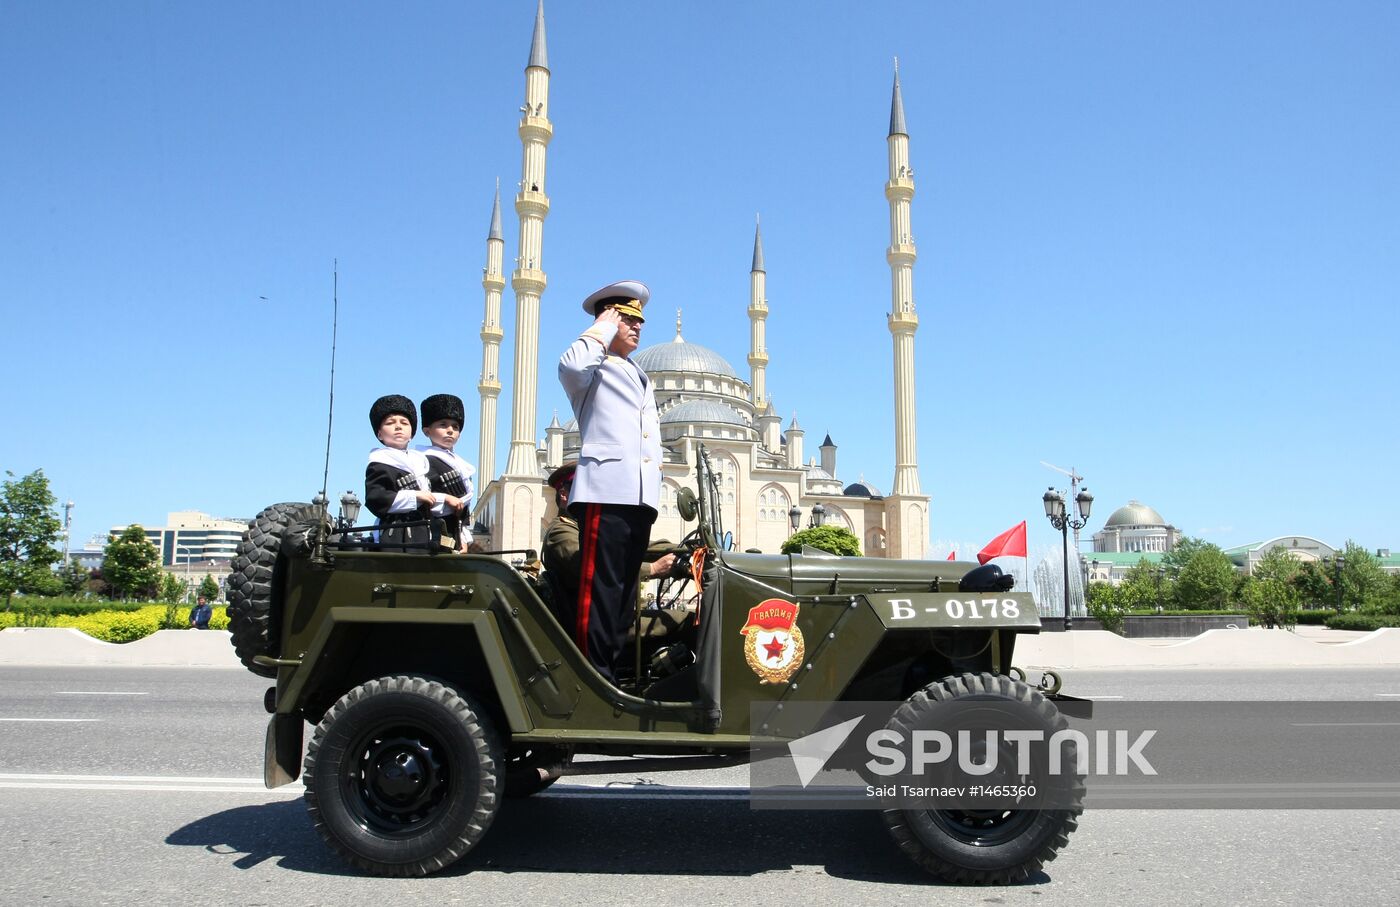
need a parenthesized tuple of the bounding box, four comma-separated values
(2, 1, 1396, 559)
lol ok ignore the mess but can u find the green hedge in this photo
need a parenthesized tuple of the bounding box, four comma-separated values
(1294, 610, 1336, 625)
(1123, 609, 1250, 618)
(0, 605, 228, 642)
(4, 597, 145, 617)
(1324, 613, 1400, 632)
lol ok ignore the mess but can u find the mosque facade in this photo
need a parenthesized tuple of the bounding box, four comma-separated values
(472, 3, 930, 559)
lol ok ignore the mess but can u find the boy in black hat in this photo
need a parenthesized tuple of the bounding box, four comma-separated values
(418, 393, 475, 552)
(365, 394, 437, 549)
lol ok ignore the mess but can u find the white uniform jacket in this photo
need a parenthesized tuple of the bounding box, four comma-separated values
(558, 321, 663, 513)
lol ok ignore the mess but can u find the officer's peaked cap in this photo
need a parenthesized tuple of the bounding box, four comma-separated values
(582, 280, 649, 321)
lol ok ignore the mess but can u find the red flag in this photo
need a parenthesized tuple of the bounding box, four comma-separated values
(977, 521, 1027, 565)
(946, 551, 957, 560)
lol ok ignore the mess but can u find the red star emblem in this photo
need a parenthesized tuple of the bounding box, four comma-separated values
(762, 635, 787, 662)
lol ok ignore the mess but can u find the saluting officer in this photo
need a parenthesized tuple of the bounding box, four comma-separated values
(558, 280, 663, 681)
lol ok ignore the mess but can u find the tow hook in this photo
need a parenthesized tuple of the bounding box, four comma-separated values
(1037, 670, 1063, 695)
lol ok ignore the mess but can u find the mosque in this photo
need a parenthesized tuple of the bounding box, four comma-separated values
(472, 3, 930, 559)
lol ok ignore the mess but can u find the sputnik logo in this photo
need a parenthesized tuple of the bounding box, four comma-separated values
(787, 716, 864, 788)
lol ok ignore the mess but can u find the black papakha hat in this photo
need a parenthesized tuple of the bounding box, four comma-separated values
(370, 394, 417, 437)
(420, 393, 465, 430)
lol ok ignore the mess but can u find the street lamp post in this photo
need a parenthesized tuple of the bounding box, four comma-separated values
(1043, 486, 1094, 631)
(62, 501, 74, 564)
(1329, 553, 1347, 613)
(338, 490, 362, 530)
(788, 502, 828, 534)
(175, 544, 196, 603)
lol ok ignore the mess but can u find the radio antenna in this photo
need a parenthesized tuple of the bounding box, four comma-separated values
(319, 260, 339, 507)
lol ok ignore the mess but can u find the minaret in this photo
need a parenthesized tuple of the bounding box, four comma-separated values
(477, 181, 505, 485)
(544, 411, 564, 468)
(882, 60, 931, 558)
(819, 433, 837, 478)
(786, 415, 804, 469)
(886, 60, 920, 497)
(747, 216, 769, 410)
(504, 0, 552, 478)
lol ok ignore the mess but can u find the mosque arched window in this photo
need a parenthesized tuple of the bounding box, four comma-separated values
(758, 484, 790, 522)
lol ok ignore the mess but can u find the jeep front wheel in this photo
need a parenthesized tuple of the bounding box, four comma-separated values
(881, 672, 1083, 884)
(303, 675, 502, 876)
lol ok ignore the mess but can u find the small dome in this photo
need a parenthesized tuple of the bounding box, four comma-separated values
(844, 480, 882, 498)
(633, 338, 739, 378)
(660, 399, 749, 426)
(806, 463, 835, 480)
(1104, 500, 1166, 528)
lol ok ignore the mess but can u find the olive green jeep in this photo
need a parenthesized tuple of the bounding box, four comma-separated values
(227, 446, 1083, 882)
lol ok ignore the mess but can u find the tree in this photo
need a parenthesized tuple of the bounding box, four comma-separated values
(198, 573, 220, 601)
(103, 526, 163, 600)
(1291, 560, 1332, 609)
(60, 558, 89, 596)
(1117, 558, 1163, 611)
(0, 469, 63, 611)
(1085, 582, 1126, 633)
(159, 572, 186, 603)
(1340, 541, 1391, 612)
(1242, 548, 1303, 628)
(781, 525, 862, 556)
(1165, 538, 1237, 610)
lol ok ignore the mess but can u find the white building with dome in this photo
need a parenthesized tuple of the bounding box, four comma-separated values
(1091, 501, 1181, 555)
(470, 4, 930, 559)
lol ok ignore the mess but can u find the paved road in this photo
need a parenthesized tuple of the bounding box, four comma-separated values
(1, 665, 1398, 905)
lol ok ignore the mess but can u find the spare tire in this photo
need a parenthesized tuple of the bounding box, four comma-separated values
(226, 502, 321, 677)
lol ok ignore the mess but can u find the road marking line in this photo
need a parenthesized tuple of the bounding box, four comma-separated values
(0, 782, 302, 794)
(1375, 693, 1400, 697)
(1083, 695, 1123, 700)
(1290, 722, 1400, 727)
(0, 773, 263, 784)
(0, 718, 100, 723)
(56, 691, 150, 696)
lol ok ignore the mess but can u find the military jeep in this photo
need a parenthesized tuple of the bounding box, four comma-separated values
(228, 446, 1083, 882)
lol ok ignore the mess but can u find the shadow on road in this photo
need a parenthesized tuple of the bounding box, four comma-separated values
(165, 798, 352, 876)
(167, 794, 1054, 886)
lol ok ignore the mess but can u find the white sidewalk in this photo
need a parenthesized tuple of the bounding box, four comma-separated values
(3, 624, 1399, 670)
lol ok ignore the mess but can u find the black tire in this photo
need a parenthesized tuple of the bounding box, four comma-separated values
(504, 745, 571, 798)
(225, 502, 320, 677)
(881, 672, 1083, 885)
(303, 675, 502, 877)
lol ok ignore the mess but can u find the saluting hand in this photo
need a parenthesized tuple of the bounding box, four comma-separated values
(595, 307, 623, 329)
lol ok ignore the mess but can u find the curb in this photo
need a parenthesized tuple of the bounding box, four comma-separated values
(5, 626, 1400, 670)
(0, 628, 240, 667)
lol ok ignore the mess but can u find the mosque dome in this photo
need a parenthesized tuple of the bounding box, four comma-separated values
(634, 337, 739, 378)
(660, 399, 749, 426)
(843, 479, 882, 498)
(1104, 500, 1167, 528)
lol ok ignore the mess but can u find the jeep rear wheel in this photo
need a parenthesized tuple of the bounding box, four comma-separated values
(225, 502, 320, 677)
(881, 672, 1083, 884)
(303, 675, 502, 877)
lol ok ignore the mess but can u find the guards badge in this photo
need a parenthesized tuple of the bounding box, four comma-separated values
(740, 598, 805, 684)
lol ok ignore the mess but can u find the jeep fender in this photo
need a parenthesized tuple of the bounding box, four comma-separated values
(274, 607, 534, 735)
